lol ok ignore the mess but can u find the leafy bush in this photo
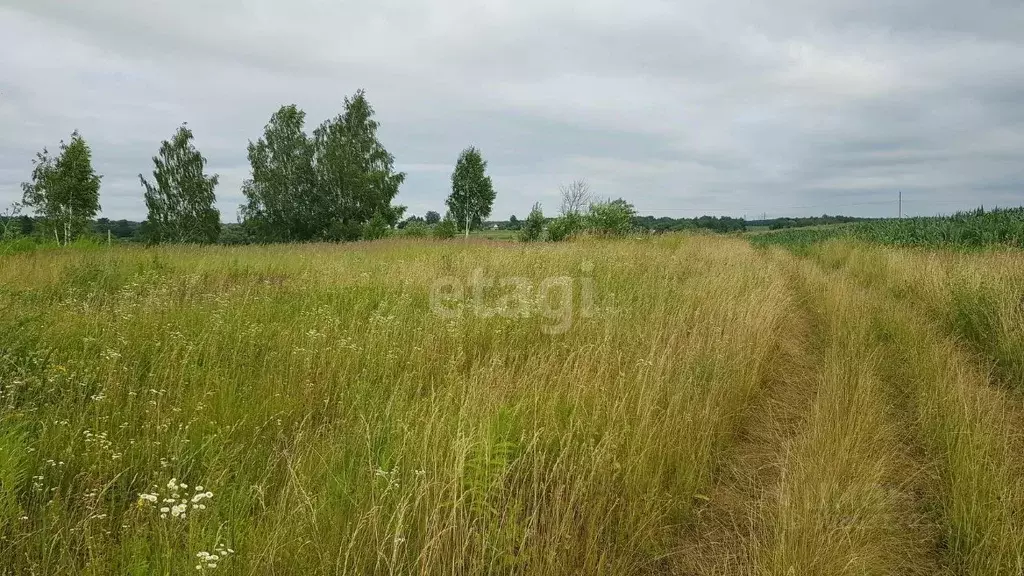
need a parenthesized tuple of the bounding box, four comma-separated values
(586, 199, 636, 237)
(433, 217, 458, 239)
(403, 221, 429, 238)
(519, 203, 545, 242)
(361, 212, 392, 241)
(547, 213, 584, 242)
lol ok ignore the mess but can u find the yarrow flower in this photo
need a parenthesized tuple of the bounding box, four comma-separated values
(138, 479, 214, 520)
(195, 543, 234, 570)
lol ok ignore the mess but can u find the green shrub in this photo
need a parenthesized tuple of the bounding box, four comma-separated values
(403, 221, 429, 238)
(586, 199, 636, 236)
(361, 213, 392, 241)
(547, 213, 584, 242)
(519, 203, 544, 242)
(433, 218, 458, 239)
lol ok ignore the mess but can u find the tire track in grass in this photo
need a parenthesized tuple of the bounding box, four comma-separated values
(670, 267, 817, 575)
(825, 250, 1024, 575)
(751, 257, 941, 576)
(675, 249, 942, 575)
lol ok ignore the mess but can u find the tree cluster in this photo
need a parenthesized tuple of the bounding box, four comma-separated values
(15, 90, 424, 246)
(240, 91, 406, 242)
(14, 90, 873, 248)
(518, 191, 639, 243)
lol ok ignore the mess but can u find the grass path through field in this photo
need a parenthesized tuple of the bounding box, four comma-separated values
(809, 244, 1024, 575)
(675, 249, 944, 575)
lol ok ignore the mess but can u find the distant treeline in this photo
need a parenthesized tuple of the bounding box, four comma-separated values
(749, 215, 875, 229)
(481, 215, 749, 233)
(633, 215, 748, 233)
(0, 213, 909, 245)
(6, 91, 492, 247)
(0, 216, 252, 245)
(486, 214, 871, 234)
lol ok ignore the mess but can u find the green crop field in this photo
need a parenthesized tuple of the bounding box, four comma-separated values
(749, 207, 1024, 252)
(1, 235, 1023, 575)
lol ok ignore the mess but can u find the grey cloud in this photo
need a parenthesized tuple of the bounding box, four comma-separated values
(1, 0, 1022, 221)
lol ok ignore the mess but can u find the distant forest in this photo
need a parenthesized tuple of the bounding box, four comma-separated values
(0, 213, 875, 244)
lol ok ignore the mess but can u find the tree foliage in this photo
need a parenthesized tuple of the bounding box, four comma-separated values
(586, 199, 636, 236)
(446, 147, 496, 238)
(547, 212, 585, 242)
(0, 202, 23, 240)
(240, 105, 316, 242)
(21, 131, 102, 246)
(425, 211, 441, 225)
(432, 215, 458, 239)
(402, 221, 429, 237)
(520, 203, 545, 242)
(312, 90, 406, 239)
(361, 212, 392, 241)
(240, 92, 405, 243)
(140, 124, 221, 244)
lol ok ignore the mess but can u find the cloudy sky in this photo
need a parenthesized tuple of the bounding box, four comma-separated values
(1, 0, 1022, 221)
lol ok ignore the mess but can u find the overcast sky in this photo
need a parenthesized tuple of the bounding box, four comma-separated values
(2, 0, 1022, 221)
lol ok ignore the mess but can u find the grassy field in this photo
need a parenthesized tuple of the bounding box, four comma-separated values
(1, 235, 1023, 574)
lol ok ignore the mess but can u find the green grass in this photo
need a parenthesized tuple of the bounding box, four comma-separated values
(2, 235, 1024, 574)
(0, 237, 795, 574)
(470, 229, 519, 241)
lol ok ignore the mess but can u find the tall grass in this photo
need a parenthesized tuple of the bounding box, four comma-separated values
(753, 260, 934, 576)
(814, 243, 1024, 575)
(822, 243, 1024, 392)
(3, 233, 1023, 574)
(0, 237, 793, 574)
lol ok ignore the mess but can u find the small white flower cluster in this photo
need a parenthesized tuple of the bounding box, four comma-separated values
(195, 543, 234, 571)
(137, 478, 213, 520)
(336, 336, 361, 352)
(83, 429, 110, 447)
(373, 466, 400, 490)
(83, 429, 122, 460)
(369, 312, 397, 326)
(100, 348, 122, 361)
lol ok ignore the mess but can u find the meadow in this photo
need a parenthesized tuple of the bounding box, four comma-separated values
(1, 234, 1023, 575)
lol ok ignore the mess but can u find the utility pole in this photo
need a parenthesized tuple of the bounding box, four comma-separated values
(898, 191, 902, 219)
